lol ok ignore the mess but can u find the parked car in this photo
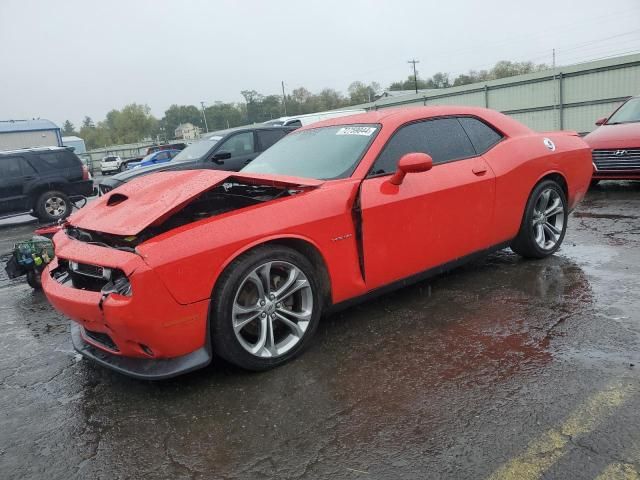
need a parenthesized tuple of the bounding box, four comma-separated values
(126, 149, 181, 170)
(98, 125, 296, 195)
(585, 95, 640, 183)
(0, 146, 93, 222)
(145, 143, 187, 155)
(42, 107, 591, 379)
(100, 155, 125, 175)
(264, 109, 366, 127)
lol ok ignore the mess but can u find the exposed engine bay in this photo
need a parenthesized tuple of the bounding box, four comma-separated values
(65, 180, 301, 250)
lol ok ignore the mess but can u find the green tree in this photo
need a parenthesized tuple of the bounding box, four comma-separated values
(61, 120, 77, 136)
(204, 102, 245, 130)
(162, 104, 203, 138)
(103, 103, 157, 144)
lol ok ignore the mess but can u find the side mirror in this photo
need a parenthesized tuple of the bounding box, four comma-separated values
(389, 153, 433, 185)
(595, 117, 608, 126)
(212, 151, 232, 164)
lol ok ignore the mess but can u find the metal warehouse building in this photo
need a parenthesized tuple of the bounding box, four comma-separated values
(0, 119, 62, 151)
(357, 53, 640, 134)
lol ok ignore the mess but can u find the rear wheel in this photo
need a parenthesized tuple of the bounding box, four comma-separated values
(35, 190, 71, 222)
(590, 179, 600, 188)
(211, 245, 322, 371)
(511, 180, 567, 259)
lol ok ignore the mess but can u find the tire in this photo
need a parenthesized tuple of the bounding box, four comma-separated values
(34, 190, 71, 222)
(590, 179, 600, 188)
(26, 270, 42, 290)
(118, 164, 125, 172)
(510, 180, 568, 259)
(211, 245, 323, 371)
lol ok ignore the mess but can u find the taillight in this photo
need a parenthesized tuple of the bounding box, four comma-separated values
(81, 164, 90, 180)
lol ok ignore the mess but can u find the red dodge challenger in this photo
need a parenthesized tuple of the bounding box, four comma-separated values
(42, 107, 592, 379)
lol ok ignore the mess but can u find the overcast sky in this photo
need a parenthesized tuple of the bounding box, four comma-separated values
(1, 0, 639, 127)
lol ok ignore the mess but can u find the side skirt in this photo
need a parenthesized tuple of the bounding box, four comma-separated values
(327, 240, 512, 314)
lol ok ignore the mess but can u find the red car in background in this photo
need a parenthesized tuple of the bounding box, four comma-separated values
(42, 107, 592, 379)
(585, 95, 640, 183)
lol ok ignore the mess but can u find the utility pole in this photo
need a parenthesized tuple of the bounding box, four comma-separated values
(281, 81, 287, 115)
(408, 59, 420, 93)
(200, 101, 209, 133)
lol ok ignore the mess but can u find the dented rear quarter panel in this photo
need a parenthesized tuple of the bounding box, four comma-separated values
(138, 179, 365, 305)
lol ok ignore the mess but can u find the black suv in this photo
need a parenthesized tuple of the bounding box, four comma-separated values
(0, 147, 94, 222)
(99, 125, 296, 194)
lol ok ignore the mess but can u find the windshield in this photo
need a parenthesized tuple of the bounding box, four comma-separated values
(173, 135, 223, 162)
(241, 124, 379, 180)
(607, 97, 640, 124)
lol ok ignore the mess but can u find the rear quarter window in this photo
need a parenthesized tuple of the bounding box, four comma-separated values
(458, 117, 503, 154)
(34, 151, 79, 170)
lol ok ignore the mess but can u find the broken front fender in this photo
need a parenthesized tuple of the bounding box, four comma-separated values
(42, 234, 210, 360)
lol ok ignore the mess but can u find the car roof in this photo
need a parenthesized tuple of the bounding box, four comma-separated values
(298, 106, 532, 136)
(0, 146, 72, 156)
(203, 124, 296, 139)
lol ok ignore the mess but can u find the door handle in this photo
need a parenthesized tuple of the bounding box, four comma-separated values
(472, 166, 487, 175)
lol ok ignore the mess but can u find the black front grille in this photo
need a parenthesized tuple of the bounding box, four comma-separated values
(593, 148, 640, 172)
(84, 328, 119, 351)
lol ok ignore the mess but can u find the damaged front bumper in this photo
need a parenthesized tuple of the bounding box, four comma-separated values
(42, 232, 212, 380)
(70, 324, 211, 380)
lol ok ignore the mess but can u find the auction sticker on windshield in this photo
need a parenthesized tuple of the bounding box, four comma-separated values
(336, 126, 376, 136)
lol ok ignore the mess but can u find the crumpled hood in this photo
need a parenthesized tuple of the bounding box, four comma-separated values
(69, 170, 323, 236)
(584, 123, 640, 148)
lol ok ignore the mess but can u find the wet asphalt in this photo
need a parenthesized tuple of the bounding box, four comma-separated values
(1, 181, 639, 480)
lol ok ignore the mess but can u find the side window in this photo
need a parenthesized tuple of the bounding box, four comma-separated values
(257, 130, 288, 151)
(458, 117, 503, 154)
(371, 118, 476, 175)
(155, 151, 170, 161)
(20, 158, 37, 175)
(36, 151, 77, 169)
(0, 157, 23, 178)
(218, 132, 255, 156)
(285, 119, 302, 127)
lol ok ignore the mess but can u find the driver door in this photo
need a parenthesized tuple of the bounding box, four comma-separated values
(359, 118, 496, 290)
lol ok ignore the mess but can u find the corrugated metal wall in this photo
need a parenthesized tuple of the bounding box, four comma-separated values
(0, 130, 60, 150)
(359, 53, 640, 134)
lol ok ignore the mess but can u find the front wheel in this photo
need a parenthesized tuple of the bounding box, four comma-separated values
(211, 245, 322, 371)
(511, 180, 568, 259)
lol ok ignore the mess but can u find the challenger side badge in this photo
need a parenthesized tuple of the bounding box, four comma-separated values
(543, 138, 556, 151)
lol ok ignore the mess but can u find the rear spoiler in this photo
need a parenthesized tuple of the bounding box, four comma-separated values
(540, 130, 580, 137)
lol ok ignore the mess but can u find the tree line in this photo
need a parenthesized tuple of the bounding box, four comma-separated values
(61, 60, 548, 150)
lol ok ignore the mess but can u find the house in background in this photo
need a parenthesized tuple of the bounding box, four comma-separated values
(0, 119, 62, 151)
(174, 123, 202, 140)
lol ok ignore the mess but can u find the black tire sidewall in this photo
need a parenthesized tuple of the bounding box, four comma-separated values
(35, 190, 71, 222)
(211, 246, 322, 371)
(26, 270, 42, 289)
(514, 180, 568, 258)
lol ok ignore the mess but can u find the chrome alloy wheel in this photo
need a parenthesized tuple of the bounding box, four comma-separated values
(232, 261, 313, 358)
(532, 188, 565, 250)
(44, 196, 68, 217)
